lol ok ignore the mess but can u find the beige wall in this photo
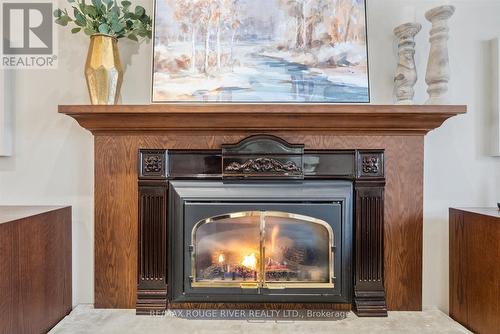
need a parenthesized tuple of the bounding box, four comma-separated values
(0, 0, 499, 312)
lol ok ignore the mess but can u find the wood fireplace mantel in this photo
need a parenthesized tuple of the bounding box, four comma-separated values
(59, 104, 465, 313)
(59, 104, 465, 135)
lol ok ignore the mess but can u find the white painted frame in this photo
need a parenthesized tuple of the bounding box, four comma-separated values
(493, 37, 500, 156)
(0, 69, 12, 156)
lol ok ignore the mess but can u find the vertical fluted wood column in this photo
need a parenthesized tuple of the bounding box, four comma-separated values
(137, 183, 168, 315)
(353, 151, 388, 316)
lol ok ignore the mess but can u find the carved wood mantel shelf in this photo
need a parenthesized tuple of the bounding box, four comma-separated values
(58, 104, 465, 313)
(59, 104, 466, 135)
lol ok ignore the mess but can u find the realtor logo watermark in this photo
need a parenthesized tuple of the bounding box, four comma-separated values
(149, 309, 348, 321)
(1, 1, 57, 68)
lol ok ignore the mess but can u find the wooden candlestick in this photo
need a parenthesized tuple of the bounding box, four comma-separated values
(394, 22, 422, 104)
(425, 5, 455, 104)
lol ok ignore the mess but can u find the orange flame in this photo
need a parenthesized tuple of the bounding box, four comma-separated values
(242, 253, 257, 270)
(270, 225, 280, 254)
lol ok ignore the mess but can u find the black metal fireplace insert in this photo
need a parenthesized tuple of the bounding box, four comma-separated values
(170, 180, 352, 303)
(137, 135, 387, 317)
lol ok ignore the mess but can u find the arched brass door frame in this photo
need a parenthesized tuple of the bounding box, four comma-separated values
(190, 211, 334, 289)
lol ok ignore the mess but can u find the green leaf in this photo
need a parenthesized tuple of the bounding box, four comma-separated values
(110, 16, 120, 27)
(71, 27, 82, 33)
(98, 5, 105, 13)
(84, 5, 97, 17)
(121, 1, 131, 7)
(68, 0, 76, 2)
(98, 23, 109, 34)
(111, 21, 123, 33)
(53, 9, 62, 17)
(110, 5, 120, 17)
(140, 16, 151, 25)
(84, 28, 95, 36)
(134, 6, 145, 17)
(55, 16, 70, 26)
(75, 16, 86, 26)
(127, 33, 138, 42)
(91, 0, 102, 8)
(75, 10, 86, 22)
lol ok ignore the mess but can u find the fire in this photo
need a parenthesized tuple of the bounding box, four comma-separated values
(218, 254, 225, 263)
(241, 253, 257, 270)
(270, 225, 280, 254)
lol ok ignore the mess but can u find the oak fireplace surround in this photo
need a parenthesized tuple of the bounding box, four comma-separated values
(59, 104, 465, 316)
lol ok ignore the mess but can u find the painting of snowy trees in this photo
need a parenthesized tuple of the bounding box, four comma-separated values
(152, 0, 369, 103)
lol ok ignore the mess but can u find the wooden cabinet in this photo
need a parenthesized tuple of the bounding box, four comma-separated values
(449, 208, 500, 334)
(0, 206, 72, 334)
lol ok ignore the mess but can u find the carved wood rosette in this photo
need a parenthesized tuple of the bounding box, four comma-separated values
(354, 151, 388, 316)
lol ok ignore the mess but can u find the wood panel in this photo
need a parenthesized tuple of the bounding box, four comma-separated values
(94, 134, 423, 311)
(0, 206, 72, 334)
(0, 220, 17, 333)
(59, 104, 466, 135)
(449, 209, 467, 325)
(136, 183, 168, 315)
(94, 136, 138, 308)
(450, 208, 500, 334)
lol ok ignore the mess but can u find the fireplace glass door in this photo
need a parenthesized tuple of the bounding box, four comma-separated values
(191, 211, 333, 289)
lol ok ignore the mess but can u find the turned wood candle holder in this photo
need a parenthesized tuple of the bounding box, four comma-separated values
(394, 23, 422, 105)
(425, 5, 456, 105)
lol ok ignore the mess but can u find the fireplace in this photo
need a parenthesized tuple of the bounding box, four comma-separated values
(169, 180, 352, 303)
(138, 135, 387, 316)
(59, 103, 465, 317)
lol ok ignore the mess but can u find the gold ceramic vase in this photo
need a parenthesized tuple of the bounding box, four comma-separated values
(85, 34, 123, 105)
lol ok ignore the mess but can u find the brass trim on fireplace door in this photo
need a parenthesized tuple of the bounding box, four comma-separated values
(190, 211, 335, 289)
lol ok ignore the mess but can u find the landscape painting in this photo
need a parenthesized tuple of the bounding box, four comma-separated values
(152, 0, 369, 103)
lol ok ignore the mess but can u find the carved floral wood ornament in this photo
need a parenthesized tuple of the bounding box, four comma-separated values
(362, 156, 380, 174)
(224, 158, 302, 174)
(143, 155, 163, 173)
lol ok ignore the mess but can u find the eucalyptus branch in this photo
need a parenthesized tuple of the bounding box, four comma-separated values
(53, 0, 152, 41)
